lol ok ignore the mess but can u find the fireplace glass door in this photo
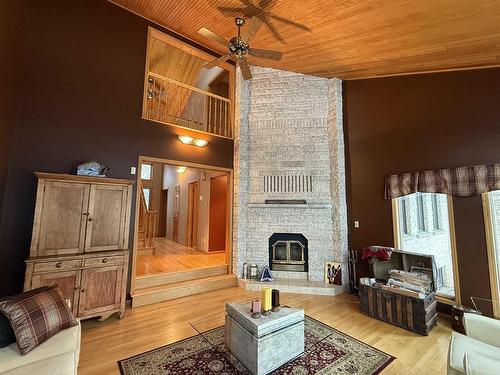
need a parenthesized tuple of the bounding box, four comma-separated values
(271, 240, 305, 271)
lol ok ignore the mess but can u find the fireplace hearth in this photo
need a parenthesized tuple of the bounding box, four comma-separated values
(269, 233, 308, 272)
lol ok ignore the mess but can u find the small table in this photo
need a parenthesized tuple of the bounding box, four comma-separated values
(189, 301, 328, 374)
(225, 303, 304, 375)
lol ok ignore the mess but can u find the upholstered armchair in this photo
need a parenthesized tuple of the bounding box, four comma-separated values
(448, 313, 500, 375)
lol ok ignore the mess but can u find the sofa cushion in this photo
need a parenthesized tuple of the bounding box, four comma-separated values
(449, 331, 500, 373)
(0, 285, 77, 355)
(0, 321, 80, 374)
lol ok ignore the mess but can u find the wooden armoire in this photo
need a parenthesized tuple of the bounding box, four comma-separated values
(24, 172, 133, 321)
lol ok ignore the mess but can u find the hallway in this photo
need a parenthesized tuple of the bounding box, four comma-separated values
(135, 237, 226, 276)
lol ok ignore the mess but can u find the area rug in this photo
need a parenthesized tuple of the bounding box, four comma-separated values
(118, 316, 394, 374)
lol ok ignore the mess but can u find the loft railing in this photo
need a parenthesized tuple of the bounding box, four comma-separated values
(144, 72, 233, 138)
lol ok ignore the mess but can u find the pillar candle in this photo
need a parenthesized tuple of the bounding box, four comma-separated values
(251, 300, 261, 314)
(272, 289, 280, 308)
(261, 288, 272, 311)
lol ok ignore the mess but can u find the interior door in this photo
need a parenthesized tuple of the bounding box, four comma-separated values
(31, 270, 81, 316)
(209, 175, 228, 252)
(85, 184, 128, 252)
(187, 181, 200, 248)
(37, 181, 90, 256)
(78, 265, 123, 316)
(173, 185, 180, 242)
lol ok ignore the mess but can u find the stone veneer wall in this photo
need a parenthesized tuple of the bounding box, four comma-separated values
(233, 66, 348, 284)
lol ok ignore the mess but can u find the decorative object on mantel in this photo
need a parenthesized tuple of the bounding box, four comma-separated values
(250, 299, 261, 319)
(324, 261, 342, 285)
(76, 160, 109, 177)
(261, 287, 272, 315)
(259, 265, 274, 282)
(249, 263, 259, 280)
(385, 163, 500, 199)
(265, 199, 307, 205)
(271, 289, 280, 312)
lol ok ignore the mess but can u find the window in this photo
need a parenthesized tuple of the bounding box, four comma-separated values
(432, 195, 441, 230)
(483, 190, 500, 317)
(393, 192, 458, 300)
(417, 193, 425, 231)
(143, 188, 151, 210)
(141, 163, 152, 180)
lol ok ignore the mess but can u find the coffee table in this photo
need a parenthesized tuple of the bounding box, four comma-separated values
(189, 302, 331, 375)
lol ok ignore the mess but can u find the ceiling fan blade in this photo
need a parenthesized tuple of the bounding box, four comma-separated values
(238, 57, 252, 80)
(241, 16, 263, 43)
(249, 48, 283, 61)
(204, 54, 233, 70)
(198, 27, 228, 47)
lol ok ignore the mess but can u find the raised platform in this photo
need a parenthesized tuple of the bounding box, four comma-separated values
(239, 278, 348, 296)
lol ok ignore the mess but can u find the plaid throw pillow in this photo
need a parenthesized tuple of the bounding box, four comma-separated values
(0, 285, 77, 355)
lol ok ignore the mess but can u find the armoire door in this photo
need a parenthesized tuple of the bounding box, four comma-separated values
(35, 181, 90, 256)
(30, 270, 81, 316)
(78, 265, 123, 316)
(85, 184, 129, 252)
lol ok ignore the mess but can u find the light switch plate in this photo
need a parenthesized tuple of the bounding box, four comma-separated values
(354, 220, 360, 228)
(130, 166, 136, 175)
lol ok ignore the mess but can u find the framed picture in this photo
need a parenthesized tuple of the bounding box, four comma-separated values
(324, 261, 342, 285)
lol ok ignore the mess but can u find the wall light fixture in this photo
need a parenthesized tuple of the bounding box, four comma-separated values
(178, 135, 208, 147)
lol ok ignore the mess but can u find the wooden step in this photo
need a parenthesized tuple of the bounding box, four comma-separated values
(131, 274, 238, 308)
(135, 264, 228, 289)
(137, 247, 155, 256)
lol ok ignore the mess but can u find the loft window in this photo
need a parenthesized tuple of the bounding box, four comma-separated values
(432, 194, 441, 230)
(141, 163, 152, 180)
(417, 193, 425, 231)
(142, 187, 151, 210)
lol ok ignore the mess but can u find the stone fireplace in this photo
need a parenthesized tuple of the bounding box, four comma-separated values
(233, 66, 348, 286)
(269, 233, 308, 272)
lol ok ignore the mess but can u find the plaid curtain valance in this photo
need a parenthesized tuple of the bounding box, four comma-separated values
(385, 164, 500, 199)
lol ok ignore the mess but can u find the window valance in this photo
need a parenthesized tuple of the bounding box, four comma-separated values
(385, 164, 500, 199)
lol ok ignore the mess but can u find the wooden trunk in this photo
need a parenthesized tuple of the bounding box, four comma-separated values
(25, 173, 133, 321)
(358, 249, 438, 335)
(359, 284, 437, 335)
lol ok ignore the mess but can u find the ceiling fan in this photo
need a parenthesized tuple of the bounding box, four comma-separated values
(198, 16, 283, 80)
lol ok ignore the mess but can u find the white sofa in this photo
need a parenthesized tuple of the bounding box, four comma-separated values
(0, 321, 80, 375)
(448, 313, 500, 375)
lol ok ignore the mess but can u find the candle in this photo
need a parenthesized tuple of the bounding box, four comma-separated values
(251, 300, 261, 314)
(262, 288, 272, 312)
(272, 289, 280, 308)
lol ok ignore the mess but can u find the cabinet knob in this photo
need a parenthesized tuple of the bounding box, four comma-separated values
(81, 288, 87, 293)
(102, 258, 109, 263)
(88, 218, 93, 222)
(56, 262, 63, 268)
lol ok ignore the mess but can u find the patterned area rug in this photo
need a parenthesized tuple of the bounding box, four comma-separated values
(118, 316, 394, 374)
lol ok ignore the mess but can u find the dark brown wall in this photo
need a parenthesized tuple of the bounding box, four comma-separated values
(0, 0, 233, 296)
(344, 68, 500, 310)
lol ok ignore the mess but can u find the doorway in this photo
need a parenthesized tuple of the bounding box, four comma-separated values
(132, 157, 233, 283)
(187, 181, 200, 248)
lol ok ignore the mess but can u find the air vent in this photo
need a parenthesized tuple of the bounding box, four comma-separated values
(263, 175, 313, 193)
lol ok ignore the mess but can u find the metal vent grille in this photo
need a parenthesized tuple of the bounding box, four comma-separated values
(263, 175, 313, 193)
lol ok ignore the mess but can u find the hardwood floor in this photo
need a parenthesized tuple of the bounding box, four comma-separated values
(135, 237, 226, 276)
(79, 287, 452, 374)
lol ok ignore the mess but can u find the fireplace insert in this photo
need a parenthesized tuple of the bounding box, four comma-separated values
(269, 233, 308, 272)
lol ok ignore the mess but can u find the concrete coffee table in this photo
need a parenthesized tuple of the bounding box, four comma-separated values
(224, 302, 305, 375)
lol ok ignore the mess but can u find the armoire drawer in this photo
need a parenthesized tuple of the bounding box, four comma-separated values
(84, 256, 124, 268)
(33, 259, 83, 273)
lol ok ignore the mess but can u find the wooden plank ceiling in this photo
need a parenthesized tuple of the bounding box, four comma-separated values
(111, 0, 500, 79)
